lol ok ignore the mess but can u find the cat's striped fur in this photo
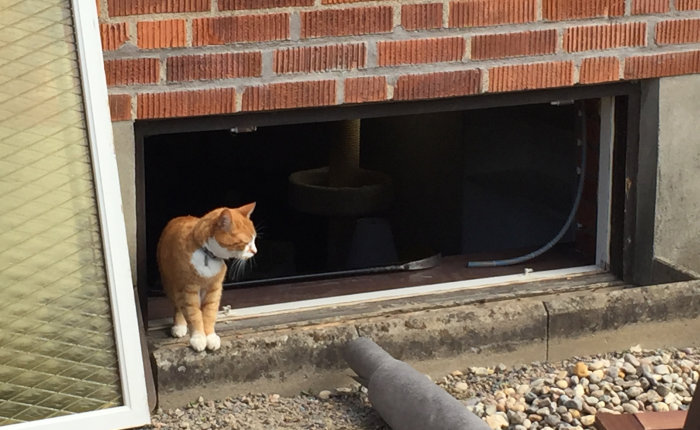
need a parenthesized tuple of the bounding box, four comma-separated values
(157, 204, 256, 351)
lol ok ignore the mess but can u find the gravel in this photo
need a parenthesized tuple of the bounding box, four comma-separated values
(140, 345, 698, 430)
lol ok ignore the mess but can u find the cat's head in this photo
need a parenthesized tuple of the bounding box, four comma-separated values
(207, 203, 257, 260)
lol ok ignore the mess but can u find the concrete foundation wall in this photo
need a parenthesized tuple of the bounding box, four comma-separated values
(112, 120, 137, 283)
(656, 75, 700, 273)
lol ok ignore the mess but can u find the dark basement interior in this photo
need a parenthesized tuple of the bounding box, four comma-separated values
(143, 100, 605, 320)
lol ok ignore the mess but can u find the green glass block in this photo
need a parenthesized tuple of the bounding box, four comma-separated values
(0, 402, 30, 420)
(34, 376, 77, 393)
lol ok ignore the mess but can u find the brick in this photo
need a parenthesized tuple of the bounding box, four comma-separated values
(394, 70, 481, 101)
(378, 37, 465, 66)
(137, 88, 236, 119)
(625, 50, 700, 79)
(677, 0, 700, 10)
(219, 0, 313, 10)
(449, 0, 537, 28)
(137, 20, 186, 49)
(242, 80, 336, 111)
(300, 6, 392, 38)
(489, 61, 574, 92)
(564, 22, 647, 52)
(631, 0, 670, 14)
(104, 58, 160, 86)
(167, 52, 262, 82)
(471, 30, 557, 60)
(656, 19, 700, 45)
(192, 14, 289, 45)
(108, 0, 210, 16)
(100, 22, 129, 51)
(108, 94, 132, 121)
(344, 76, 387, 103)
(542, 0, 624, 20)
(321, 0, 373, 3)
(580, 57, 621, 84)
(401, 3, 443, 31)
(274, 44, 366, 74)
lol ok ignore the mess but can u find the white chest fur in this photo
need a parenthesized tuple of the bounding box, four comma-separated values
(190, 248, 225, 278)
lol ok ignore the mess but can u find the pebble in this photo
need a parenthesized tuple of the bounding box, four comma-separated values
(485, 413, 509, 429)
(140, 346, 699, 430)
(454, 381, 469, 392)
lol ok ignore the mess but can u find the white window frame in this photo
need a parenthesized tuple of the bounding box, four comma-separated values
(6, 0, 151, 428)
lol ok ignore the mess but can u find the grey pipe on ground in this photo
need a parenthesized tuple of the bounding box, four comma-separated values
(343, 337, 490, 430)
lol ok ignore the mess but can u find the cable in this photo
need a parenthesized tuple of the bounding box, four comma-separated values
(466, 105, 587, 268)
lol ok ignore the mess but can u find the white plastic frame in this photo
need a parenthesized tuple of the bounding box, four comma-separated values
(5, 0, 151, 429)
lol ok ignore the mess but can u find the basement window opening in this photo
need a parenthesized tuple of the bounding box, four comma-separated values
(142, 96, 625, 322)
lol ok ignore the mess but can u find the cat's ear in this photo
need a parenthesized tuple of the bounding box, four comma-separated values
(238, 202, 256, 219)
(217, 210, 232, 232)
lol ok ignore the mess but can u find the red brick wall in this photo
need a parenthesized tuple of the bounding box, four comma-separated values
(99, 0, 700, 121)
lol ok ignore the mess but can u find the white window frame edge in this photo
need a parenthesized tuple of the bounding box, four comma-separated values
(6, 1, 151, 428)
(596, 97, 615, 270)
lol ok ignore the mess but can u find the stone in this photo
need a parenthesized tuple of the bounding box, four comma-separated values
(544, 414, 561, 426)
(656, 384, 671, 396)
(589, 360, 607, 371)
(653, 402, 670, 412)
(574, 362, 589, 378)
(507, 410, 526, 425)
(622, 362, 638, 376)
(624, 353, 641, 367)
(655, 364, 671, 375)
(564, 397, 584, 411)
(318, 390, 331, 400)
(589, 370, 604, 384)
(472, 367, 491, 376)
(454, 382, 469, 392)
(556, 380, 569, 389)
(626, 386, 643, 398)
(485, 414, 509, 429)
(622, 403, 639, 413)
(580, 415, 596, 426)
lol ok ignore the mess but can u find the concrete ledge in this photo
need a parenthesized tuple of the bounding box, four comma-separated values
(150, 280, 700, 408)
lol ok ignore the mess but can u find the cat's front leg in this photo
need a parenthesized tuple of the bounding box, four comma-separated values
(171, 308, 188, 338)
(182, 286, 207, 351)
(201, 284, 223, 351)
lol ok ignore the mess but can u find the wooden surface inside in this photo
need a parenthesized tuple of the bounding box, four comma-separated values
(596, 411, 688, 430)
(595, 413, 644, 430)
(637, 411, 687, 430)
(147, 246, 591, 321)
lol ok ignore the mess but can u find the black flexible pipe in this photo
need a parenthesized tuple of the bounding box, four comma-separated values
(467, 104, 587, 268)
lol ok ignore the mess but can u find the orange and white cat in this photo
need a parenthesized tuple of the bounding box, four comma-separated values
(157, 203, 257, 351)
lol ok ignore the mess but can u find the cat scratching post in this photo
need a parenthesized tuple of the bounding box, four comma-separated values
(288, 120, 393, 268)
(343, 338, 490, 430)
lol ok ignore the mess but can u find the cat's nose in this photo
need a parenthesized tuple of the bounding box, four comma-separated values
(250, 243, 257, 254)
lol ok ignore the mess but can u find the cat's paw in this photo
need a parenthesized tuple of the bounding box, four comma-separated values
(189, 333, 207, 352)
(206, 333, 221, 351)
(171, 325, 187, 338)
